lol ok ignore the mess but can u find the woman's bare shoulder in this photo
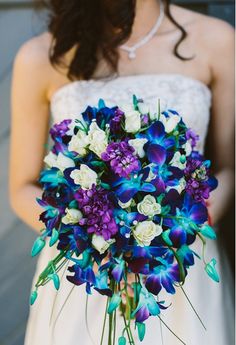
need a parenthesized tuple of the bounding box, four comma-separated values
(15, 32, 51, 68)
(171, 5, 234, 45)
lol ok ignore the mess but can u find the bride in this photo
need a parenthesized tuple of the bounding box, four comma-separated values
(9, 0, 234, 344)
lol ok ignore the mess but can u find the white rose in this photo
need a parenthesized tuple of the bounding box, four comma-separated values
(124, 111, 141, 133)
(44, 152, 75, 172)
(70, 164, 97, 189)
(62, 208, 83, 225)
(170, 152, 186, 170)
(44, 151, 57, 168)
(128, 138, 148, 158)
(182, 142, 192, 156)
(138, 103, 150, 115)
(87, 122, 108, 157)
(160, 114, 180, 133)
(133, 221, 163, 247)
(118, 199, 133, 209)
(68, 130, 89, 156)
(137, 195, 161, 217)
(92, 234, 115, 254)
(56, 153, 75, 171)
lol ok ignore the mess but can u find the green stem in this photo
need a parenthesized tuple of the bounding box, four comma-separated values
(100, 298, 109, 345)
(108, 311, 113, 345)
(197, 233, 207, 264)
(179, 285, 206, 330)
(158, 316, 187, 345)
(113, 309, 116, 345)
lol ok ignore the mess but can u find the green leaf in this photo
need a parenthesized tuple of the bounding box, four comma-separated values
(100, 182, 111, 190)
(205, 258, 220, 283)
(200, 225, 216, 240)
(30, 290, 38, 305)
(31, 237, 46, 257)
(49, 228, 59, 247)
(118, 336, 126, 345)
(108, 293, 121, 314)
(90, 161, 105, 167)
(133, 94, 139, 110)
(136, 322, 146, 341)
(162, 230, 173, 246)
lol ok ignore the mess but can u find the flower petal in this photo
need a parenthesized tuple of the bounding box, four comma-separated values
(147, 144, 166, 165)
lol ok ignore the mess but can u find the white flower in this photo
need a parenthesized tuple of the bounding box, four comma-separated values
(138, 102, 149, 114)
(62, 208, 83, 225)
(118, 199, 133, 209)
(68, 130, 89, 156)
(133, 220, 163, 247)
(145, 163, 157, 182)
(137, 195, 161, 217)
(44, 151, 57, 168)
(170, 152, 186, 170)
(166, 177, 186, 194)
(70, 164, 97, 189)
(92, 234, 115, 254)
(160, 114, 180, 133)
(128, 138, 148, 158)
(182, 142, 192, 156)
(87, 122, 108, 157)
(124, 110, 141, 133)
(44, 152, 75, 172)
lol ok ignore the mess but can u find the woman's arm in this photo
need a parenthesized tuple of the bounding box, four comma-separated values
(9, 36, 51, 233)
(204, 19, 234, 225)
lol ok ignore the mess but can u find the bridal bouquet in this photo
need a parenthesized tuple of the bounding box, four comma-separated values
(30, 96, 218, 344)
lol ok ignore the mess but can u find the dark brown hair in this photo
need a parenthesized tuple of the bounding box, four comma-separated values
(37, 0, 189, 80)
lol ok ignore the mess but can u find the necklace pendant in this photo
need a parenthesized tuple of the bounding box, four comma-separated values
(128, 51, 136, 59)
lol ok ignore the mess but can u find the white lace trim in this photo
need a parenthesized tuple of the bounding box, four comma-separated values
(50, 73, 212, 154)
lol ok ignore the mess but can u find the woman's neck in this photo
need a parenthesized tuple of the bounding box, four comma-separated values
(129, 0, 163, 42)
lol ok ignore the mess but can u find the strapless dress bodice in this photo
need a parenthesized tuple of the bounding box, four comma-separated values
(50, 73, 211, 153)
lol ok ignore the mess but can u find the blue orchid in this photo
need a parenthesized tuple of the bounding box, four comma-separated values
(145, 253, 180, 295)
(112, 172, 156, 203)
(139, 121, 175, 165)
(82, 99, 119, 130)
(67, 264, 96, 294)
(164, 194, 208, 247)
(94, 271, 112, 297)
(132, 286, 160, 322)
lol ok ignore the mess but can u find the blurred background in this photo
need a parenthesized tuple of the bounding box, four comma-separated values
(0, 1, 234, 344)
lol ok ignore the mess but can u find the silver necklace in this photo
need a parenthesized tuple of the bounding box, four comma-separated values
(120, 0, 164, 60)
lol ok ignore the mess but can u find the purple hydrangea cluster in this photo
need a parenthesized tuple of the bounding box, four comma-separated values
(184, 157, 211, 202)
(101, 141, 140, 178)
(75, 185, 118, 240)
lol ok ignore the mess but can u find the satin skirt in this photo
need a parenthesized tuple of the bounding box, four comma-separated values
(24, 236, 234, 345)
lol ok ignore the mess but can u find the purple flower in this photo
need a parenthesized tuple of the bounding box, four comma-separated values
(184, 155, 217, 202)
(101, 141, 140, 178)
(50, 119, 72, 140)
(110, 108, 124, 133)
(186, 129, 199, 148)
(75, 185, 118, 240)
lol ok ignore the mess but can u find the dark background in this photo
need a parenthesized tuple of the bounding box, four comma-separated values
(0, 1, 234, 344)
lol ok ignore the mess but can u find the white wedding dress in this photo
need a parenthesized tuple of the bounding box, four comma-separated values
(24, 74, 234, 345)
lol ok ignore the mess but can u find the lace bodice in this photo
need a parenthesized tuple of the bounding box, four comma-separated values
(50, 73, 211, 153)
